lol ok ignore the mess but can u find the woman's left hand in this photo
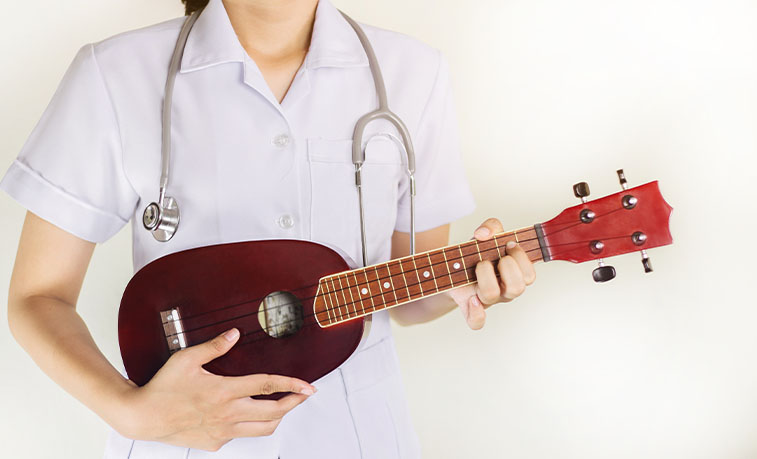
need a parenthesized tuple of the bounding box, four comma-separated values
(447, 217, 536, 330)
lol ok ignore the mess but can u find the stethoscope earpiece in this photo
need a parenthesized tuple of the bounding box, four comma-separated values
(143, 197, 180, 242)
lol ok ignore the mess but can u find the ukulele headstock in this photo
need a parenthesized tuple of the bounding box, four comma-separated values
(539, 170, 673, 282)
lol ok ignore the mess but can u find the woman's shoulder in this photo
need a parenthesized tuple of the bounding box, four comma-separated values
(360, 22, 443, 70)
(89, 17, 186, 69)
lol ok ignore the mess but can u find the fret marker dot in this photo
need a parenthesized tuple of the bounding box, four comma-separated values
(383, 282, 390, 289)
(423, 271, 430, 278)
(453, 262, 461, 269)
(361, 288, 368, 295)
(172, 339, 178, 345)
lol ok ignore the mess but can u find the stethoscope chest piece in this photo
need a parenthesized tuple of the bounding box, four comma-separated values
(143, 196, 180, 242)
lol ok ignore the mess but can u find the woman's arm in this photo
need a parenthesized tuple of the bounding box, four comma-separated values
(8, 212, 316, 451)
(388, 218, 536, 329)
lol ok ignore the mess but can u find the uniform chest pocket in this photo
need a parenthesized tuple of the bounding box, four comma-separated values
(307, 137, 405, 266)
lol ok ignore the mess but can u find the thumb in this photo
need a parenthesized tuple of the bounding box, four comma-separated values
(188, 328, 240, 365)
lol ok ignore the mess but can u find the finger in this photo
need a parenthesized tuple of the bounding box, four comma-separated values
(505, 241, 536, 285)
(183, 328, 240, 365)
(498, 256, 526, 301)
(229, 373, 316, 398)
(474, 260, 500, 305)
(473, 218, 504, 240)
(255, 393, 310, 420)
(465, 294, 487, 330)
(226, 393, 310, 422)
(228, 419, 282, 438)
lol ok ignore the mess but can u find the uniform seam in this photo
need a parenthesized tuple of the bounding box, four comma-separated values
(89, 43, 140, 200)
(8, 159, 128, 223)
(339, 367, 365, 459)
(412, 49, 444, 135)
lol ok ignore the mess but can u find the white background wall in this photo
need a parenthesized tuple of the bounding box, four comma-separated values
(1, 0, 756, 457)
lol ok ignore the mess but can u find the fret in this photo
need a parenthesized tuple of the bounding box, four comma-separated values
(444, 246, 469, 286)
(387, 261, 410, 303)
(329, 278, 345, 321)
(413, 254, 438, 294)
(460, 240, 482, 279)
(429, 250, 453, 290)
(351, 271, 367, 315)
(336, 276, 352, 319)
(374, 264, 399, 308)
(477, 238, 499, 263)
(400, 258, 424, 300)
(320, 280, 334, 324)
(517, 228, 544, 263)
(342, 274, 362, 316)
(492, 233, 507, 258)
(364, 268, 386, 310)
(456, 245, 471, 282)
(360, 269, 377, 311)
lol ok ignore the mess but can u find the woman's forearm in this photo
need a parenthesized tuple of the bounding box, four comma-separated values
(8, 295, 137, 434)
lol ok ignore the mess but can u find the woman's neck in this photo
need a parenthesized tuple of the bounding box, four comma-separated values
(222, 0, 319, 61)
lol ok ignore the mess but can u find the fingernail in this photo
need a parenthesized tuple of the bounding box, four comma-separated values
(506, 241, 516, 249)
(471, 295, 482, 308)
(224, 328, 240, 342)
(300, 387, 316, 396)
(474, 227, 490, 239)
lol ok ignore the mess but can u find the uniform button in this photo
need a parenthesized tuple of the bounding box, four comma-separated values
(272, 134, 291, 148)
(277, 214, 295, 229)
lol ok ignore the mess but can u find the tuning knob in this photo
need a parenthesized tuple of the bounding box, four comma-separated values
(592, 260, 616, 283)
(573, 182, 590, 203)
(617, 169, 629, 190)
(641, 250, 653, 273)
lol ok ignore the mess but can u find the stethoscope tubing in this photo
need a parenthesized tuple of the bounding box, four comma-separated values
(148, 8, 418, 267)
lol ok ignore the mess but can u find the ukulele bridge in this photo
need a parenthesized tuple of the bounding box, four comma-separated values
(160, 308, 187, 353)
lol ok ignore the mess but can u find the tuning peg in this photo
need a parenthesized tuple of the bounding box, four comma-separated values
(641, 250, 653, 273)
(617, 169, 628, 190)
(592, 259, 616, 283)
(573, 182, 590, 203)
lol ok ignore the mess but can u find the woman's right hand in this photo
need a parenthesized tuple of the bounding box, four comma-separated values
(115, 328, 316, 452)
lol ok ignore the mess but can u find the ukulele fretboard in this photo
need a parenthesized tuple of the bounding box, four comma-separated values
(313, 226, 547, 327)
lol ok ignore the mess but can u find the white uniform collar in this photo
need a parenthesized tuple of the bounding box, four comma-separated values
(180, 0, 369, 73)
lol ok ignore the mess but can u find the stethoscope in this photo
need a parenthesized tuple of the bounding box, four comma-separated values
(142, 8, 417, 267)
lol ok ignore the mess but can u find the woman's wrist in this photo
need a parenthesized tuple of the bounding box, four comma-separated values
(99, 377, 150, 440)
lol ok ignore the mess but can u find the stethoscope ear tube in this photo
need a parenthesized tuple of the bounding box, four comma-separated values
(342, 11, 417, 266)
(144, 10, 202, 242)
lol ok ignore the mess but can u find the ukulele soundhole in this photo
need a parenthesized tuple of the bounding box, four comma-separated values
(257, 291, 304, 339)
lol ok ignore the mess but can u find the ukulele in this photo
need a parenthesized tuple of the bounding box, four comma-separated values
(119, 170, 673, 392)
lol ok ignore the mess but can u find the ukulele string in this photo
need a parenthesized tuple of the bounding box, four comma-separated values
(165, 242, 542, 338)
(164, 232, 544, 325)
(166, 202, 627, 327)
(235, 232, 641, 348)
(168, 230, 637, 342)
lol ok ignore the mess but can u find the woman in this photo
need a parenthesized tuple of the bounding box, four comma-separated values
(2, 0, 535, 457)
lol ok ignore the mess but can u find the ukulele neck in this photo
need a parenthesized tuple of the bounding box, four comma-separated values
(313, 225, 547, 327)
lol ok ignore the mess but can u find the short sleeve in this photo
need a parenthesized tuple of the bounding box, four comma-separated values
(0, 44, 139, 243)
(394, 51, 476, 233)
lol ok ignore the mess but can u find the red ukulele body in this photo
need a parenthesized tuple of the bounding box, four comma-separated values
(119, 240, 364, 387)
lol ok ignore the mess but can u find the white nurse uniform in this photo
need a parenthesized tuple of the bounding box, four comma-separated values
(0, 0, 475, 457)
